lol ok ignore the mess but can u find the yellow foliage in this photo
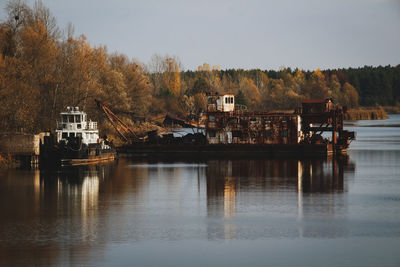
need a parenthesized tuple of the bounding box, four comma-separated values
(193, 93, 207, 113)
(342, 82, 359, 108)
(240, 77, 261, 109)
(162, 57, 181, 96)
(312, 68, 324, 80)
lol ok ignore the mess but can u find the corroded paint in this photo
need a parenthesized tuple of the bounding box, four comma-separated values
(205, 95, 354, 149)
(206, 111, 301, 145)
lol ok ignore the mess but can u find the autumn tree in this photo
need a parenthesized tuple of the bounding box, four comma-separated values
(0, 0, 61, 131)
(160, 55, 182, 97)
(238, 77, 261, 109)
(198, 62, 223, 93)
(329, 74, 342, 104)
(306, 69, 331, 99)
(341, 82, 359, 108)
(109, 53, 153, 116)
(188, 77, 210, 95)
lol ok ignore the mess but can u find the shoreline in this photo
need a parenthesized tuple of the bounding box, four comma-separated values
(344, 107, 388, 120)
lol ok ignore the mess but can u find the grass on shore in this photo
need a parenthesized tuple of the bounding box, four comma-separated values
(382, 106, 400, 114)
(345, 107, 388, 120)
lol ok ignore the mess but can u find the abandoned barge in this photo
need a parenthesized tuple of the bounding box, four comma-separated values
(111, 94, 355, 158)
(40, 106, 116, 167)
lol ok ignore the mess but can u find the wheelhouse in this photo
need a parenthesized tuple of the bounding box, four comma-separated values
(56, 106, 99, 144)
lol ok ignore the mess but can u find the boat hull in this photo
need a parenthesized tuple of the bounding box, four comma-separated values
(40, 136, 116, 168)
(60, 152, 116, 166)
(117, 143, 345, 159)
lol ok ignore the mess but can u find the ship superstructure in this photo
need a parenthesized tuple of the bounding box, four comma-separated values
(40, 106, 115, 167)
(56, 106, 99, 145)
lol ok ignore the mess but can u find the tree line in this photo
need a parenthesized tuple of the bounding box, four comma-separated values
(0, 1, 398, 134)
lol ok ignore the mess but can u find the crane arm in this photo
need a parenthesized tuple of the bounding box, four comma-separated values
(95, 99, 138, 143)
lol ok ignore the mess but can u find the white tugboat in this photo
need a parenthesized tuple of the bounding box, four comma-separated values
(40, 106, 116, 167)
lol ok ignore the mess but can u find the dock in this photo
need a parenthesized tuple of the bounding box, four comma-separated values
(0, 132, 49, 168)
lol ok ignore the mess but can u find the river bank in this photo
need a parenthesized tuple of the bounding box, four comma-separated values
(382, 105, 400, 114)
(344, 107, 388, 120)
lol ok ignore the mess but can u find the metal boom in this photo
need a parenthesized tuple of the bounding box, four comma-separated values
(95, 99, 137, 143)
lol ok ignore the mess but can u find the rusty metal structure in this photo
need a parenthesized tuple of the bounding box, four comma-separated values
(95, 99, 139, 143)
(204, 93, 355, 154)
(206, 93, 301, 145)
(300, 99, 355, 152)
(206, 111, 301, 145)
(98, 94, 355, 157)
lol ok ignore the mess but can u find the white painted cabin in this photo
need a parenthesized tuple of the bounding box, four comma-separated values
(206, 94, 235, 112)
(56, 106, 99, 144)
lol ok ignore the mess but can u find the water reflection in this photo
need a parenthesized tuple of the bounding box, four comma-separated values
(0, 157, 355, 265)
(205, 157, 354, 240)
(0, 163, 115, 266)
(2, 117, 400, 266)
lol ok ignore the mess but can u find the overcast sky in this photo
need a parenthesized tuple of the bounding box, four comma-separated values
(1, 0, 400, 70)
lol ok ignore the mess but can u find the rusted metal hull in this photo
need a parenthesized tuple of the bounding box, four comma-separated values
(40, 136, 116, 168)
(117, 143, 340, 159)
(206, 112, 301, 145)
(94, 97, 354, 159)
(61, 153, 116, 166)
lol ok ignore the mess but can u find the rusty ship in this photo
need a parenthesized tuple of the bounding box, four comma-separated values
(97, 94, 355, 158)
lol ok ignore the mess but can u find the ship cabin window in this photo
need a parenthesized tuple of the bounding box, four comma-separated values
(209, 115, 215, 122)
(75, 115, 81, 123)
(76, 133, 82, 138)
(225, 97, 234, 104)
(69, 133, 75, 137)
(68, 115, 75, 123)
(62, 115, 68, 122)
(62, 132, 68, 139)
(208, 131, 216, 138)
(265, 130, 272, 138)
(62, 123, 67, 129)
(77, 124, 81, 129)
(281, 130, 288, 137)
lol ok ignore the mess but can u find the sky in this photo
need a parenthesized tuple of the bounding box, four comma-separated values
(1, 0, 400, 71)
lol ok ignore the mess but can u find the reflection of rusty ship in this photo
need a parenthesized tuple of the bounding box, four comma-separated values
(98, 94, 355, 158)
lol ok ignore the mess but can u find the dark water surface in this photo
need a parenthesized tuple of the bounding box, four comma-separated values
(1, 115, 400, 266)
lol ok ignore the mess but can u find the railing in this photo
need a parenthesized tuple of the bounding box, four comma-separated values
(87, 121, 98, 130)
(56, 121, 98, 131)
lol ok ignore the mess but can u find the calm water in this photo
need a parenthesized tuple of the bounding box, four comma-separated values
(1, 115, 400, 266)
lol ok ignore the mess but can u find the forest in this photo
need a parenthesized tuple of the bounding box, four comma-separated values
(0, 1, 399, 135)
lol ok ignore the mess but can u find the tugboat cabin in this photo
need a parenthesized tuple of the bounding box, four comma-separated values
(56, 106, 99, 144)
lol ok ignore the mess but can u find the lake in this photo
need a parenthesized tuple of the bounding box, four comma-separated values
(1, 115, 399, 266)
